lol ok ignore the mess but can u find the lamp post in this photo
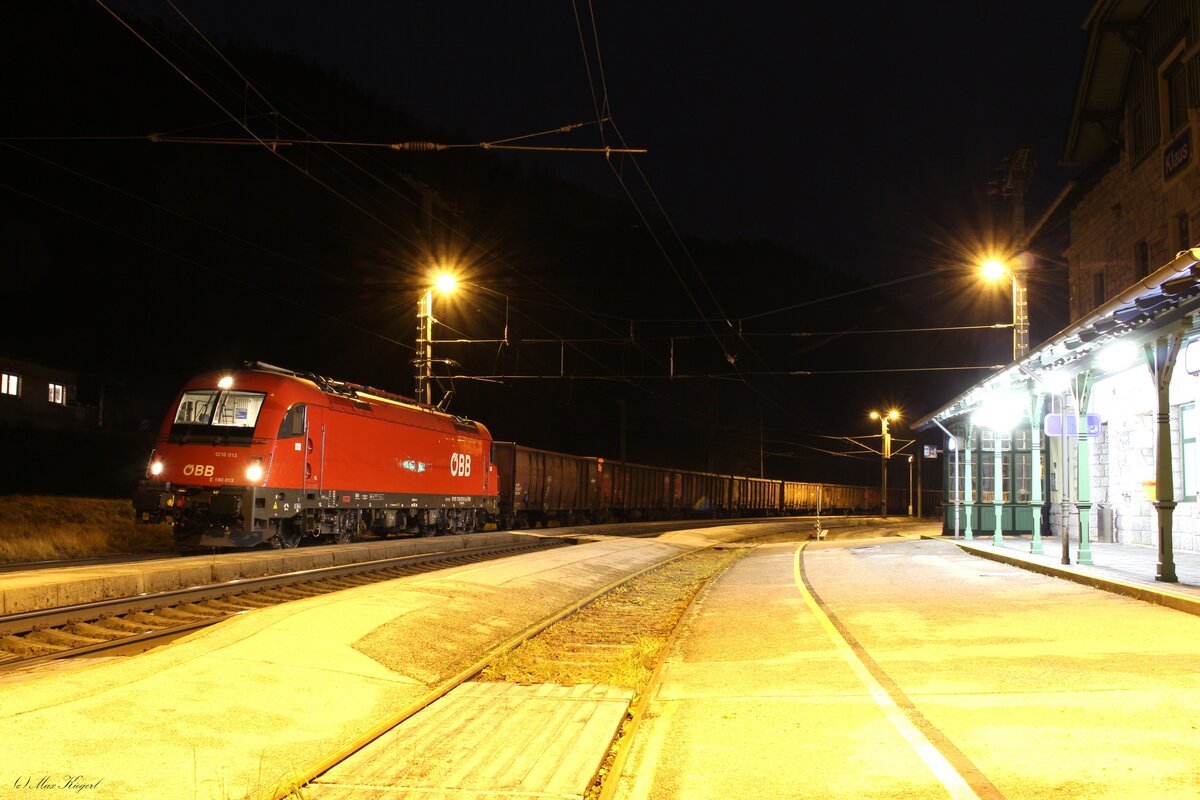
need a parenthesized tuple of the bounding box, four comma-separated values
(414, 272, 457, 405)
(981, 255, 1031, 362)
(907, 454, 914, 516)
(869, 409, 899, 517)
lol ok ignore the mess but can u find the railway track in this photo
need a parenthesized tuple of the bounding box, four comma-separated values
(0, 514, 865, 575)
(0, 537, 575, 672)
(285, 521, 918, 800)
(288, 533, 768, 800)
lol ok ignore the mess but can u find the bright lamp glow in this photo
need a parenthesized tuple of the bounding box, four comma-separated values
(1097, 340, 1138, 372)
(245, 463, 264, 482)
(434, 273, 457, 293)
(981, 259, 1008, 281)
(149, 460, 164, 476)
(1039, 371, 1072, 395)
(218, 375, 234, 389)
(972, 392, 1024, 432)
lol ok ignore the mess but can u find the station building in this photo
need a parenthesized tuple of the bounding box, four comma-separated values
(0, 354, 97, 431)
(916, 0, 1200, 580)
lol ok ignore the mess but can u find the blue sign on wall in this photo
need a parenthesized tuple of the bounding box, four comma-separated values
(1164, 128, 1192, 183)
(1043, 413, 1102, 437)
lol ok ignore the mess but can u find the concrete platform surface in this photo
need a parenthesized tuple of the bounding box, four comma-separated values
(610, 540, 953, 800)
(0, 533, 698, 800)
(0, 533, 538, 615)
(940, 534, 1200, 615)
(311, 682, 633, 800)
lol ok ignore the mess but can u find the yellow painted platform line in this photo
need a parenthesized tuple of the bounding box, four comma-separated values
(792, 543, 982, 800)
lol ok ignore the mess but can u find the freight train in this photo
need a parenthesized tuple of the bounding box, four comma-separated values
(133, 363, 896, 549)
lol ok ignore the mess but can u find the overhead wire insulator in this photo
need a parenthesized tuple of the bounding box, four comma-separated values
(390, 141, 448, 151)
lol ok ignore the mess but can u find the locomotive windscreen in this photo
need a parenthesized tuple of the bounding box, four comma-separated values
(171, 389, 267, 439)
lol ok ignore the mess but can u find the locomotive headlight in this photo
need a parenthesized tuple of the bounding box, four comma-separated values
(245, 459, 264, 483)
(147, 449, 164, 478)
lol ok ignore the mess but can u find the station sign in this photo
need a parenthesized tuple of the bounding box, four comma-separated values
(1043, 413, 1102, 437)
(922, 445, 940, 458)
(1164, 127, 1193, 184)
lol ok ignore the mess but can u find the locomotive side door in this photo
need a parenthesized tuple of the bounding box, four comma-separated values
(277, 402, 326, 500)
(302, 405, 326, 499)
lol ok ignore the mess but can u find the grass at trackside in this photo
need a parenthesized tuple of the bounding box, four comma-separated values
(0, 495, 173, 564)
(481, 547, 746, 691)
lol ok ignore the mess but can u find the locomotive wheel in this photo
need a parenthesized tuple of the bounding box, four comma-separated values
(272, 521, 301, 548)
(333, 513, 364, 544)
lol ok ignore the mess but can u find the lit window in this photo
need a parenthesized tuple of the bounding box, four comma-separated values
(978, 430, 1012, 504)
(1014, 426, 1032, 503)
(1183, 403, 1197, 501)
(0, 373, 18, 397)
(48, 383, 65, 405)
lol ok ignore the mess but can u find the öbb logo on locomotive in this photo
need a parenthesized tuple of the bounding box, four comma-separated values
(449, 452, 472, 477)
(132, 361, 890, 550)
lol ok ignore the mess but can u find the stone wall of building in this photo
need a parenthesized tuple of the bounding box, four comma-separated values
(1090, 365, 1200, 552)
(1065, 126, 1200, 324)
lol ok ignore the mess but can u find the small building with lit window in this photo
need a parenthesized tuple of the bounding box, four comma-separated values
(915, 0, 1200, 578)
(0, 355, 97, 430)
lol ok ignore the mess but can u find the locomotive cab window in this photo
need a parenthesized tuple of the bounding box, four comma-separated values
(171, 388, 267, 434)
(174, 390, 220, 424)
(210, 391, 266, 429)
(279, 404, 307, 438)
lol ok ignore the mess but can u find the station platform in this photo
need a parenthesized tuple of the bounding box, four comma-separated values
(933, 533, 1200, 616)
(0, 521, 790, 800)
(0, 532, 540, 615)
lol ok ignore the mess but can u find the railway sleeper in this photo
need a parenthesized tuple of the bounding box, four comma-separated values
(64, 622, 131, 641)
(0, 636, 60, 657)
(23, 629, 108, 648)
(91, 618, 157, 634)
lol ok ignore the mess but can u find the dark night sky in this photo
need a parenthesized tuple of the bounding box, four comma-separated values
(3, 1, 1097, 481)
(140, 1, 1092, 277)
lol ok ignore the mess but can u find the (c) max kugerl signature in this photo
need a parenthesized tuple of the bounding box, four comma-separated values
(12, 775, 104, 791)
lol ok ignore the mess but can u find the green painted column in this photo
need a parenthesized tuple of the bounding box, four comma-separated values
(1075, 436, 1094, 565)
(1074, 373, 1095, 566)
(1029, 394, 1045, 555)
(964, 422, 974, 540)
(992, 431, 1004, 546)
(1146, 331, 1185, 582)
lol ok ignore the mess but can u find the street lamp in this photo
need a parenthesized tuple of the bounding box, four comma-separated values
(414, 272, 457, 405)
(869, 409, 899, 517)
(981, 255, 1030, 361)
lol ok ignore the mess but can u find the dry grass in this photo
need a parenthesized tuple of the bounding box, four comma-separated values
(480, 548, 744, 690)
(0, 495, 173, 563)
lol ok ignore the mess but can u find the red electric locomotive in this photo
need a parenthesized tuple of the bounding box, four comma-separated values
(133, 362, 498, 548)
